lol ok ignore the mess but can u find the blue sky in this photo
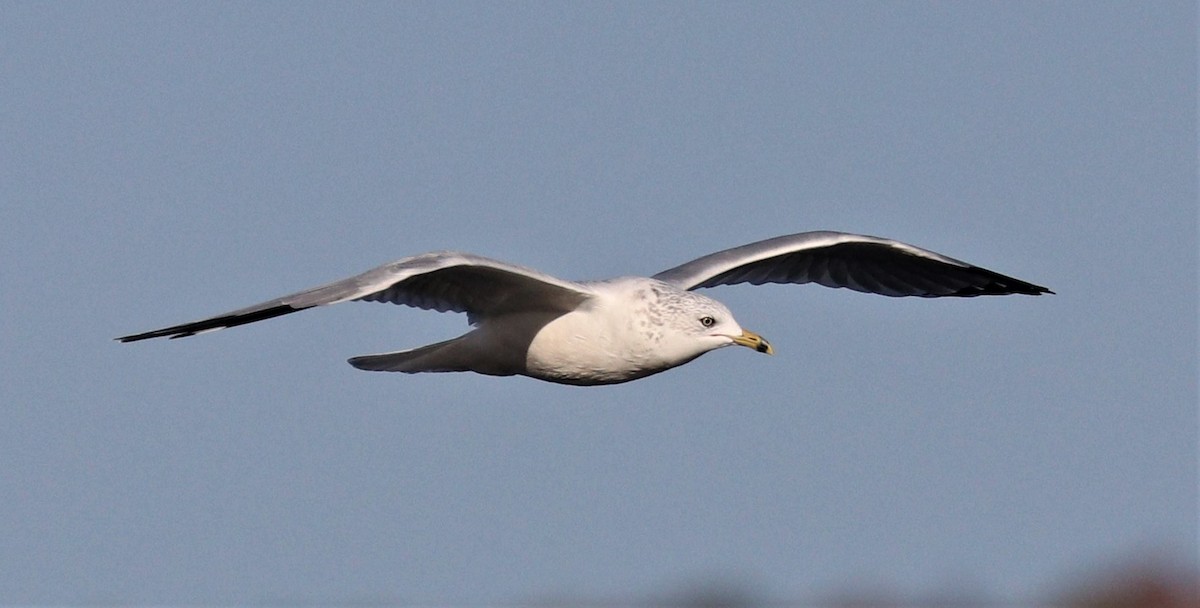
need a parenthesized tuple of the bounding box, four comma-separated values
(2, 2, 1195, 604)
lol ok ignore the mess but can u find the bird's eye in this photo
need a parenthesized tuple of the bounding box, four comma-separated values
(699, 316, 716, 328)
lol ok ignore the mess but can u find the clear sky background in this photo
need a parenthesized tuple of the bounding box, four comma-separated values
(2, 2, 1195, 604)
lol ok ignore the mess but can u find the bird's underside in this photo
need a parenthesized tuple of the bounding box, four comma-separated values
(117, 231, 1051, 385)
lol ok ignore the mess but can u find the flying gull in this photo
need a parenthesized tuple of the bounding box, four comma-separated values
(117, 231, 1051, 385)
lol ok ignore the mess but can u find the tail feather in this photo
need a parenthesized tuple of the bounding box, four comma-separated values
(347, 336, 471, 373)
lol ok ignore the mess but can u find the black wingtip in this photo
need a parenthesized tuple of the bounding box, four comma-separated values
(955, 265, 1052, 297)
(1010, 281, 1053, 296)
(989, 282, 1053, 297)
(116, 304, 310, 343)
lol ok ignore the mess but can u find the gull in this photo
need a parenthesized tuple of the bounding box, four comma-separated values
(117, 231, 1051, 385)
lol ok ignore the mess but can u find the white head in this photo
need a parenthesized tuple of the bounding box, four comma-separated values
(640, 282, 773, 369)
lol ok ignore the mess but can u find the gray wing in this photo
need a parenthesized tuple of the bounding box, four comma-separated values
(117, 252, 593, 342)
(652, 231, 1052, 297)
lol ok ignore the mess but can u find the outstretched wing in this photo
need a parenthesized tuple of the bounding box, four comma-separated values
(116, 252, 593, 342)
(652, 231, 1052, 297)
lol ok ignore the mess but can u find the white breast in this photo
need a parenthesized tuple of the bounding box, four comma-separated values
(523, 288, 665, 385)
